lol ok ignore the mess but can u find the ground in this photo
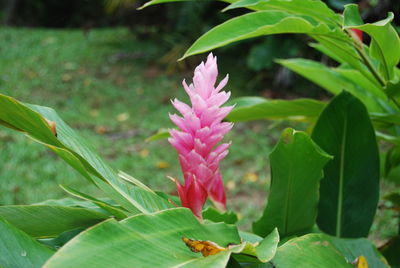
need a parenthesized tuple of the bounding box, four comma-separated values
(0, 27, 396, 239)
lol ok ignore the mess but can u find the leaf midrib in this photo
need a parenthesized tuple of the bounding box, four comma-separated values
(336, 115, 347, 237)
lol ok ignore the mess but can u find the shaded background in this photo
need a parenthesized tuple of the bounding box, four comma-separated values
(0, 0, 398, 239)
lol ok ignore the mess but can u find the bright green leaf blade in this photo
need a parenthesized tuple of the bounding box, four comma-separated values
(0, 94, 173, 214)
(138, 0, 188, 10)
(235, 228, 279, 263)
(0, 217, 55, 268)
(0, 205, 109, 238)
(224, 0, 341, 25)
(226, 97, 326, 122)
(44, 208, 241, 268)
(203, 207, 238, 224)
(138, 0, 236, 10)
(272, 234, 352, 267)
(278, 58, 386, 112)
(182, 11, 338, 59)
(255, 228, 279, 262)
(253, 128, 332, 238)
(327, 236, 389, 267)
(312, 91, 380, 238)
(145, 128, 170, 142)
(343, 4, 400, 79)
(60, 185, 128, 220)
(39, 228, 84, 250)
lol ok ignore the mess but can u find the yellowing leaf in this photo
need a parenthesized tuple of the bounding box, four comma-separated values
(352, 256, 368, 268)
(182, 237, 226, 257)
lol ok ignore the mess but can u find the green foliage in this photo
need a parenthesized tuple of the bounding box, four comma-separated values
(203, 207, 239, 224)
(0, 205, 109, 238)
(0, 94, 173, 215)
(312, 91, 380, 238)
(253, 128, 332, 238)
(182, 10, 340, 60)
(44, 208, 242, 267)
(2, 0, 400, 266)
(272, 234, 352, 267)
(226, 97, 325, 122)
(0, 217, 55, 268)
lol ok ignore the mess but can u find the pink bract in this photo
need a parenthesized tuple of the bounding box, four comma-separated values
(168, 53, 234, 219)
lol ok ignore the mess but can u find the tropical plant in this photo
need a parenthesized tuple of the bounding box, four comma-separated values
(1, 0, 399, 267)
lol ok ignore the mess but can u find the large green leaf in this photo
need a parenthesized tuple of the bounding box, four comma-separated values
(0, 94, 173, 214)
(312, 91, 380, 238)
(0, 217, 55, 268)
(44, 208, 243, 268)
(327, 236, 389, 268)
(272, 234, 352, 267)
(138, 0, 237, 10)
(0, 205, 109, 238)
(226, 97, 325, 122)
(343, 4, 400, 80)
(60, 185, 128, 220)
(233, 228, 280, 264)
(182, 10, 340, 59)
(223, 0, 341, 25)
(253, 128, 332, 238)
(278, 59, 386, 113)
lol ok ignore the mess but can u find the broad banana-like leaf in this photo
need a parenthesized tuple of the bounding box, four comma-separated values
(0, 205, 109, 238)
(0, 94, 173, 214)
(272, 234, 351, 267)
(0, 217, 55, 268)
(312, 91, 380, 238)
(45, 208, 242, 267)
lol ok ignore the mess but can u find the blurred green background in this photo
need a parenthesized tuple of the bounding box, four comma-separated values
(0, 0, 398, 239)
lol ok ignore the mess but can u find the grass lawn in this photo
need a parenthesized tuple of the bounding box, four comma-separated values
(0, 27, 275, 230)
(0, 27, 397, 240)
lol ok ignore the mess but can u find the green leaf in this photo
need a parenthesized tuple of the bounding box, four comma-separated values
(343, 4, 400, 80)
(223, 0, 341, 25)
(0, 217, 55, 268)
(0, 94, 173, 214)
(384, 146, 400, 177)
(145, 128, 171, 142)
(255, 228, 279, 262)
(203, 207, 238, 224)
(278, 59, 386, 112)
(39, 228, 84, 250)
(253, 128, 332, 238)
(272, 234, 353, 267)
(226, 97, 325, 122)
(60, 185, 128, 220)
(0, 205, 109, 238)
(138, 0, 237, 10)
(234, 228, 280, 263)
(327, 236, 389, 268)
(312, 91, 380, 238)
(138, 0, 188, 10)
(182, 10, 339, 59)
(44, 208, 242, 268)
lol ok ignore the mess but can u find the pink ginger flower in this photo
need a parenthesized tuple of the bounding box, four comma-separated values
(168, 53, 234, 219)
